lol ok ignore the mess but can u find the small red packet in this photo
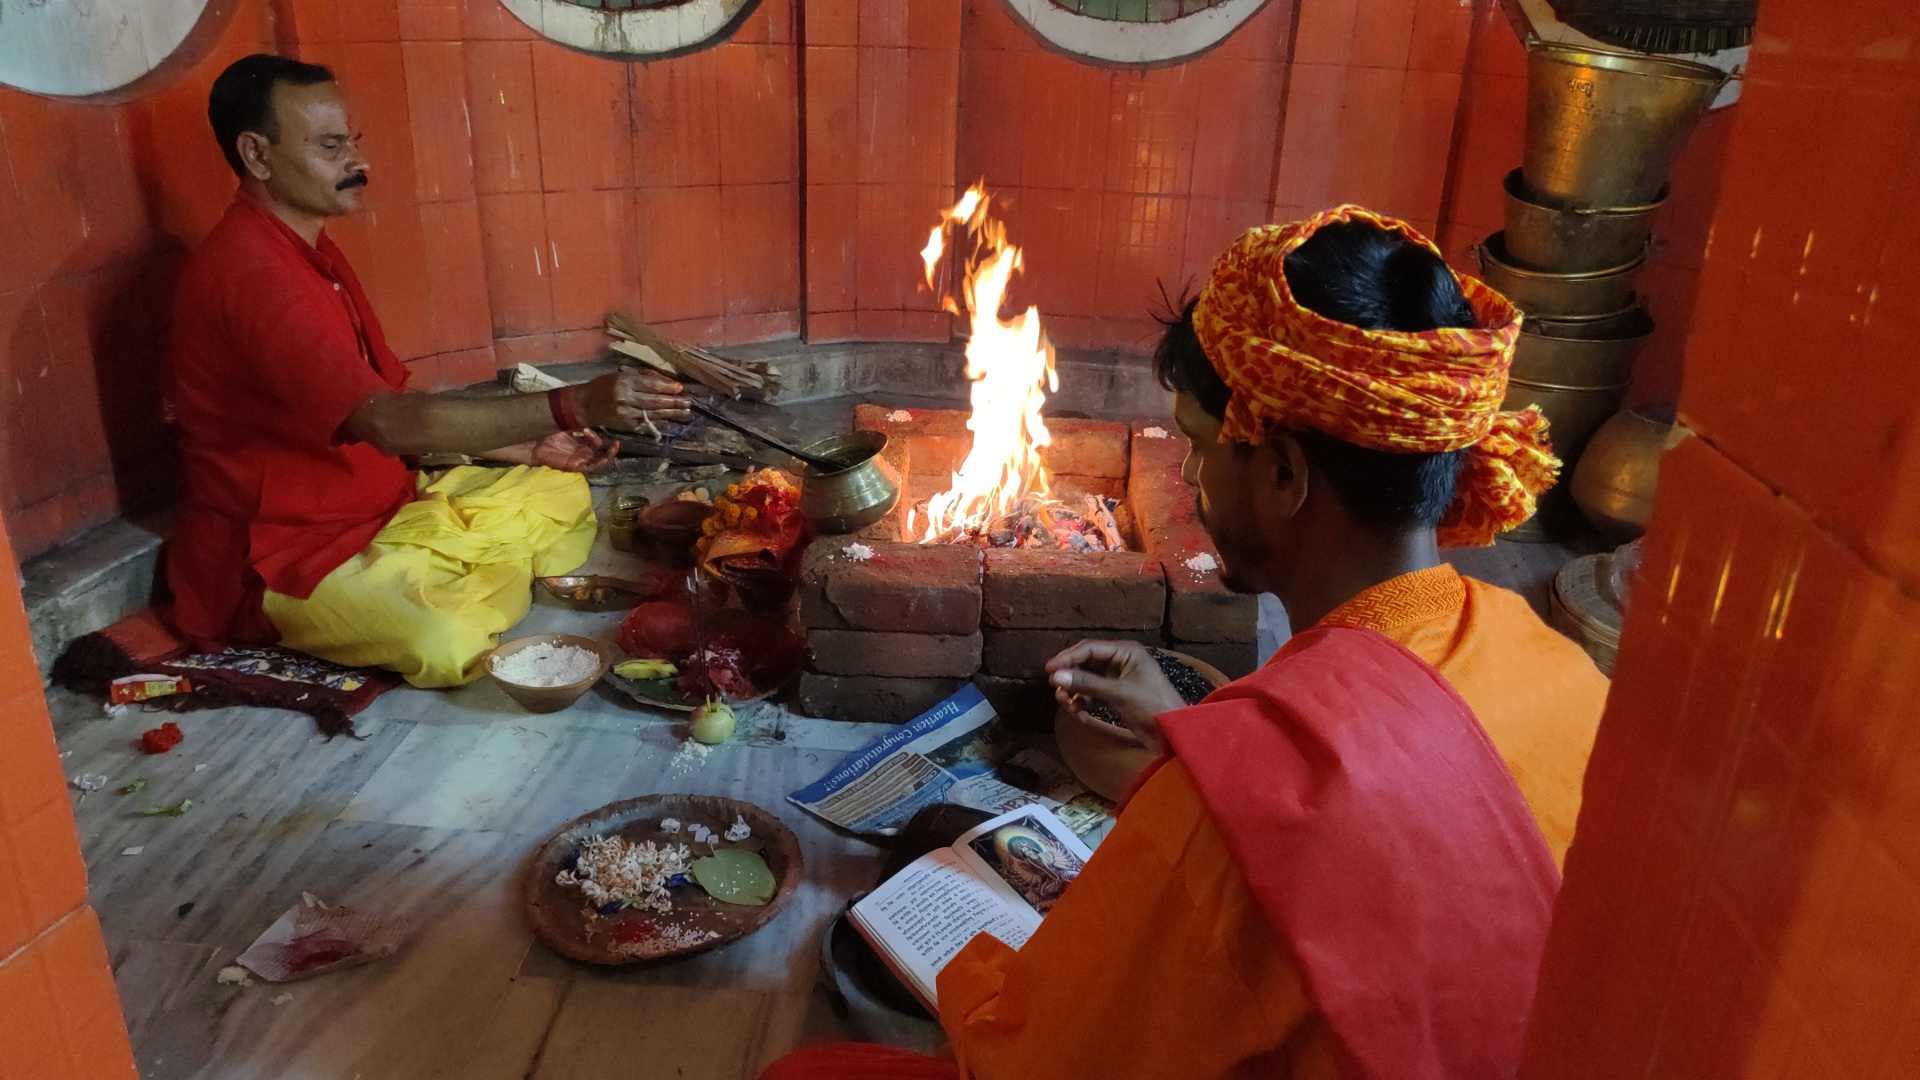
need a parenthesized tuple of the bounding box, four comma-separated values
(111, 675, 192, 705)
(140, 722, 185, 755)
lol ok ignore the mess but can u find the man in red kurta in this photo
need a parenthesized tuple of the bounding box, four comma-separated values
(167, 55, 689, 680)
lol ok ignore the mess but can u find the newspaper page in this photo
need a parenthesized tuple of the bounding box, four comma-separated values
(789, 685, 1114, 836)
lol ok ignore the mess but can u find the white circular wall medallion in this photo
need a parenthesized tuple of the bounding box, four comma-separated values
(499, 0, 759, 58)
(0, 0, 219, 98)
(1003, 0, 1270, 65)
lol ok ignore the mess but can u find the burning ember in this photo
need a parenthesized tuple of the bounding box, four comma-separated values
(908, 185, 1125, 552)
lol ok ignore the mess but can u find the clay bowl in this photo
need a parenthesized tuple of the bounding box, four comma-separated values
(1054, 649, 1231, 802)
(522, 794, 803, 965)
(635, 500, 712, 566)
(485, 633, 612, 713)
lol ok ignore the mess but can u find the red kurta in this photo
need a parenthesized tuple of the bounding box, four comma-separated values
(165, 194, 415, 648)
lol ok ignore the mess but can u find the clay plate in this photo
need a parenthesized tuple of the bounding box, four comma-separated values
(522, 794, 802, 965)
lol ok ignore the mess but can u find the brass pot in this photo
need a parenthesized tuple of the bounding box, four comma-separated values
(799, 430, 902, 535)
(1478, 232, 1643, 317)
(1525, 303, 1643, 340)
(1512, 307, 1654, 388)
(1502, 169, 1666, 274)
(1525, 41, 1728, 208)
(1571, 404, 1690, 541)
(1503, 376, 1629, 471)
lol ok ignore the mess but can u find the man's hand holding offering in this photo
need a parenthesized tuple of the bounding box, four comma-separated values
(1045, 639, 1188, 751)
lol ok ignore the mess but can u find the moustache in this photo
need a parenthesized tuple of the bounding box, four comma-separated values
(336, 172, 369, 192)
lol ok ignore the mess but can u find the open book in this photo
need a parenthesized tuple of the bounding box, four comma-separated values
(849, 805, 1094, 1011)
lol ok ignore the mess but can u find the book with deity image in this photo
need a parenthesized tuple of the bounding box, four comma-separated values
(848, 804, 1094, 1012)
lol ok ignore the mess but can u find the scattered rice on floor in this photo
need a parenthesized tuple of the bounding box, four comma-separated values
(1140, 426, 1171, 439)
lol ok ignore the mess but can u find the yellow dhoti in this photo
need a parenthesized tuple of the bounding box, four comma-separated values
(263, 465, 596, 688)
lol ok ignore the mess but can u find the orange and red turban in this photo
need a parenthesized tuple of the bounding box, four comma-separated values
(1192, 205, 1559, 547)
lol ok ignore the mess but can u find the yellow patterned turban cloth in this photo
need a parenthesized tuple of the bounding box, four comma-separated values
(1192, 205, 1559, 547)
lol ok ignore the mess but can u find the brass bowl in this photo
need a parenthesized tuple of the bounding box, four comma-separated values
(486, 633, 613, 713)
(1571, 404, 1690, 541)
(1511, 307, 1654, 388)
(1502, 169, 1666, 274)
(1478, 232, 1644, 317)
(1525, 42, 1728, 208)
(537, 575, 650, 612)
(635, 500, 711, 566)
(799, 431, 901, 535)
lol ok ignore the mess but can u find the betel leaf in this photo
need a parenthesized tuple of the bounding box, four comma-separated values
(688, 849, 776, 906)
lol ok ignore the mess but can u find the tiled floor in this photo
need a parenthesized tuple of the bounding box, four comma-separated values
(44, 400, 1597, 1079)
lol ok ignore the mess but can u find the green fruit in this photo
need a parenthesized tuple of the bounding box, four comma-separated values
(689, 697, 737, 744)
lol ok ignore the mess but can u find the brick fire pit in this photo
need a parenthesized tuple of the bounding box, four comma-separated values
(797, 405, 1258, 724)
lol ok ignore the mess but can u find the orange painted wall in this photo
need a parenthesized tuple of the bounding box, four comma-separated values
(1521, 0, 1920, 1074)
(1, 0, 1721, 562)
(0, 505, 139, 1078)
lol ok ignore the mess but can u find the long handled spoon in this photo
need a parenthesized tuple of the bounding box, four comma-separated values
(690, 401, 844, 473)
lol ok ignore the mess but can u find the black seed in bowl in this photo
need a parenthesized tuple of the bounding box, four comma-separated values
(1085, 648, 1215, 727)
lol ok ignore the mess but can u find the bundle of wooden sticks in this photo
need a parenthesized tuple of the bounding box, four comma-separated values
(604, 311, 780, 400)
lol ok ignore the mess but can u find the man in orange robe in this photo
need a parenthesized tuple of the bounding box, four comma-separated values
(765, 207, 1607, 1079)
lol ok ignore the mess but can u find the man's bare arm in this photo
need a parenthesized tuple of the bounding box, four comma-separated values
(342, 369, 689, 457)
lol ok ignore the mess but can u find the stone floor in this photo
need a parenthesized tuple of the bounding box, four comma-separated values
(42, 390, 1602, 1079)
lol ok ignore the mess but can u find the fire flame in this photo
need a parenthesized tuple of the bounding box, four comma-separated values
(907, 184, 1058, 543)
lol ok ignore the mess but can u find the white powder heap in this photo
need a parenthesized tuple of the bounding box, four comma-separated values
(557, 835, 692, 914)
(491, 642, 601, 687)
(1183, 552, 1219, 573)
(843, 543, 875, 562)
(885, 410, 913, 422)
(724, 815, 752, 842)
(1140, 426, 1171, 439)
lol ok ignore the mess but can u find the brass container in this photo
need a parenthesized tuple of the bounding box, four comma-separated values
(1504, 376, 1629, 467)
(1501, 374, 1628, 543)
(1525, 41, 1728, 208)
(1478, 232, 1643, 317)
(1502, 169, 1666, 274)
(800, 430, 902, 535)
(1571, 404, 1690, 541)
(1525, 303, 1643, 340)
(1512, 307, 1654, 388)
(606, 493, 648, 553)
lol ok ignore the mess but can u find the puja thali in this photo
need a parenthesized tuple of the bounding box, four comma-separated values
(522, 794, 802, 965)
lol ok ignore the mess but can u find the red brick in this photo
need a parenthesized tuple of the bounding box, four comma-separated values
(982, 549, 1166, 629)
(799, 540, 982, 632)
(1040, 418, 1130, 479)
(855, 402, 966, 437)
(798, 672, 965, 724)
(1163, 639, 1260, 680)
(808, 630, 982, 678)
(983, 627, 1162, 679)
(1129, 427, 1258, 643)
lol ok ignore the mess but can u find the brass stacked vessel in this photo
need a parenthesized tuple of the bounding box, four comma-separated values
(1484, 40, 1727, 540)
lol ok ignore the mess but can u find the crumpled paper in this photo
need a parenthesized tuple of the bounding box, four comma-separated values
(235, 894, 411, 983)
